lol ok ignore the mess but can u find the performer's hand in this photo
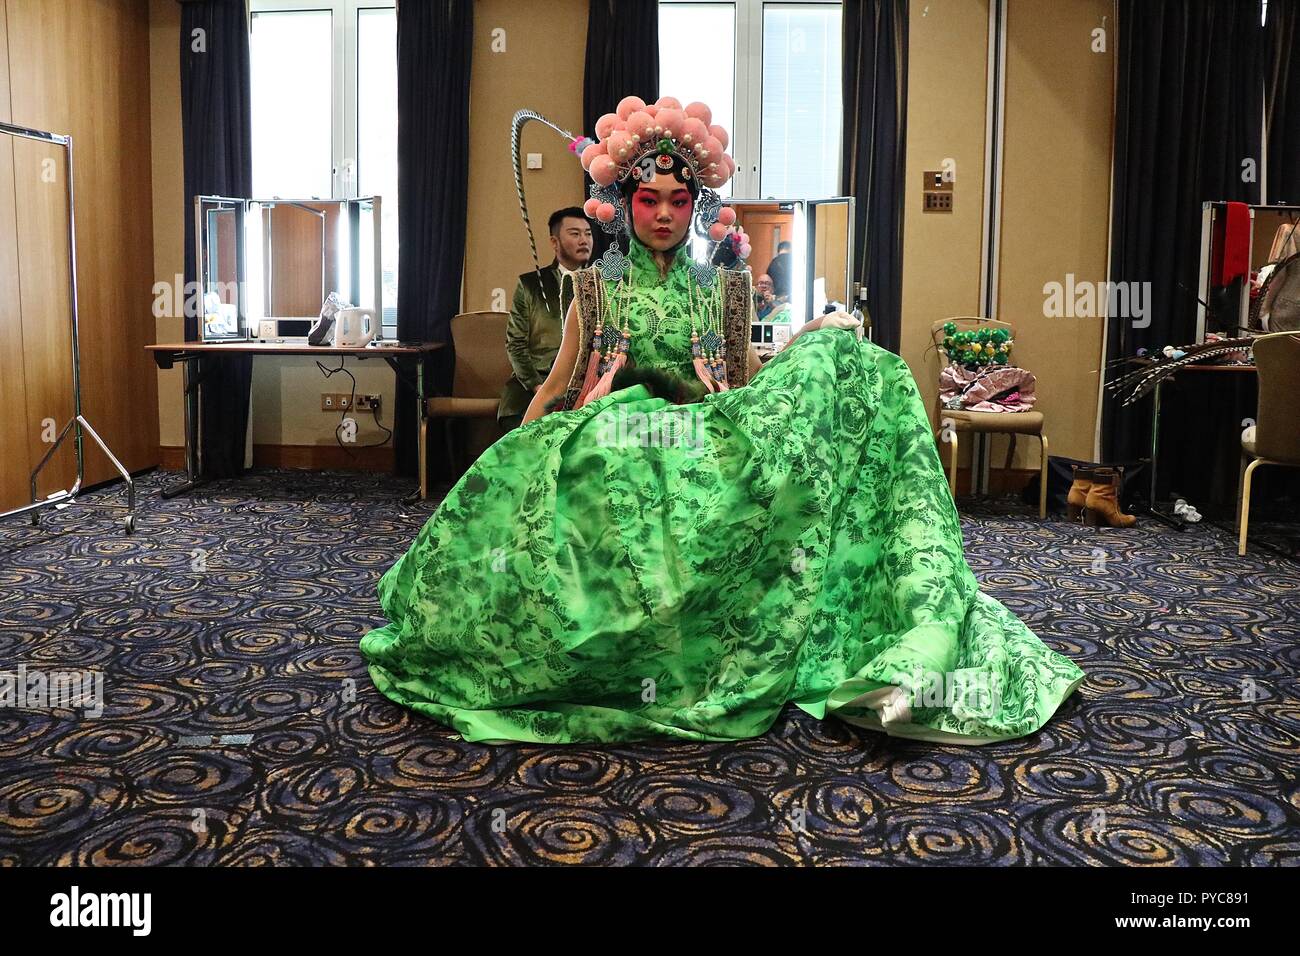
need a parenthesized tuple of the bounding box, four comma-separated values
(789, 311, 863, 346)
(819, 310, 865, 340)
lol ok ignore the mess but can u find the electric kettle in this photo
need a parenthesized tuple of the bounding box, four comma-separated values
(333, 307, 376, 347)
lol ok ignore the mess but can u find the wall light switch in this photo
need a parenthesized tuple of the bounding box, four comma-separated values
(527, 152, 543, 170)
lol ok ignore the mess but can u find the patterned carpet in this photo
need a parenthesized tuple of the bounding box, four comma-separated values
(0, 468, 1296, 866)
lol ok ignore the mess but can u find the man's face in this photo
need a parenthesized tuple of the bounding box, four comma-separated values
(551, 217, 592, 266)
(755, 275, 773, 296)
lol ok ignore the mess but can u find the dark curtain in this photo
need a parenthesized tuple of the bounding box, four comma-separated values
(582, 0, 659, 263)
(841, 0, 908, 355)
(1266, 0, 1299, 203)
(179, 0, 253, 479)
(1101, 0, 1264, 497)
(394, 0, 474, 477)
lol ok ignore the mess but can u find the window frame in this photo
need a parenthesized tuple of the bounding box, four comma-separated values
(660, 0, 843, 199)
(248, 0, 396, 200)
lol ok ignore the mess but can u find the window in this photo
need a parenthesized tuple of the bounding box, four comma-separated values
(250, 0, 398, 335)
(659, 0, 843, 199)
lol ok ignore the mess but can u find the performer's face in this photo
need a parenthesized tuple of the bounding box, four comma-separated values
(630, 172, 693, 252)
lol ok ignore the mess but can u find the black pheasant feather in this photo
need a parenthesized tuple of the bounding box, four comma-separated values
(1106, 338, 1254, 406)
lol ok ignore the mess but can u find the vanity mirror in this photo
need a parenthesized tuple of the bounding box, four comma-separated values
(713, 197, 855, 347)
(194, 195, 383, 342)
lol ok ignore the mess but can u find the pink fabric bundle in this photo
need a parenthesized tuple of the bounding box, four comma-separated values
(939, 364, 1037, 413)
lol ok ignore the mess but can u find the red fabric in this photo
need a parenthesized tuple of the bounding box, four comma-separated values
(1212, 201, 1251, 286)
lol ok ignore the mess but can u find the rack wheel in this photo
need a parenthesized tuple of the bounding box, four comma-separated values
(124, 515, 135, 535)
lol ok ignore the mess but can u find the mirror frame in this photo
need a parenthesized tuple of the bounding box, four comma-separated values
(194, 195, 248, 341)
(807, 197, 856, 321)
(720, 196, 856, 339)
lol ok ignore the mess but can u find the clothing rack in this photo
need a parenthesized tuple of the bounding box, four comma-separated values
(0, 121, 136, 534)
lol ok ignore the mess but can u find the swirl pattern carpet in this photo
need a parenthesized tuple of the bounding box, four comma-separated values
(0, 469, 1295, 866)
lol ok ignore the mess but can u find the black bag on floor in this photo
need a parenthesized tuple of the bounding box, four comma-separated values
(1022, 455, 1149, 514)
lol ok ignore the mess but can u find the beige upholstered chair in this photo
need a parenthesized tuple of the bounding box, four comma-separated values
(1237, 331, 1300, 555)
(426, 311, 512, 477)
(930, 317, 1049, 518)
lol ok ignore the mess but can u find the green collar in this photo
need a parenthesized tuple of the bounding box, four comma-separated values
(626, 236, 691, 287)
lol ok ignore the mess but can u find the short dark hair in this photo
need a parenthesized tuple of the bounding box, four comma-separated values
(549, 207, 590, 236)
(777, 240, 792, 253)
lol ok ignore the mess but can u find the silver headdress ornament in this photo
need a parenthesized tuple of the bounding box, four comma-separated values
(510, 96, 751, 298)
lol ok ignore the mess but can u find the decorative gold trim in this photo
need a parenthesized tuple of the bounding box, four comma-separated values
(561, 267, 602, 410)
(721, 269, 753, 387)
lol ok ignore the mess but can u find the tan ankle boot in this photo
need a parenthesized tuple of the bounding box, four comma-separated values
(1084, 468, 1136, 528)
(1066, 467, 1095, 522)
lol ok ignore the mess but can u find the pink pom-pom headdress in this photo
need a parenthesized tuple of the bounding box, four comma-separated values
(577, 95, 737, 224)
(511, 97, 748, 294)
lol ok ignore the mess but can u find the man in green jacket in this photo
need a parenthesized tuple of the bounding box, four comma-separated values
(498, 207, 593, 430)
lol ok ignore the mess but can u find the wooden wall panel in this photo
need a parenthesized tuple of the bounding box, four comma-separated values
(997, 0, 1114, 464)
(0, 0, 33, 509)
(3, 0, 157, 506)
(12, 133, 76, 497)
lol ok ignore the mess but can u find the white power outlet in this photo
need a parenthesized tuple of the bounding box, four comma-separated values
(322, 392, 380, 412)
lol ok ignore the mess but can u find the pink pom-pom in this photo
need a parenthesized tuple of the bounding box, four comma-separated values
(718, 206, 737, 226)
(580, 142, 605, 170)
(625, 110, 655, 141)
(607, 129, 635, 160)
(656, 108, 686, 140)
(591, 155, 618, 186)
(708, 222, 728, 241)
(655, 96, 683, 111)
(681, 117, 709, 145)
(616, 95, 646, 120)
(684, 101, 713, 127)
(595, 112, 620, 139)
(699, 136, 723, 160)
(708, 124, 729, 150)
(722, 154, 737, 175)
(595, 201, 618, 223)
(583, 197, 601, 218)
(738, 243, 752, 259)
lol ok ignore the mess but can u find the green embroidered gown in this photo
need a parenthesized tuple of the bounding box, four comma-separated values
(361, 238, 1084, 745)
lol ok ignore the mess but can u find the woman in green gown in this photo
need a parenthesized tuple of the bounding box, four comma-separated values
(360, 95, 1083, 745)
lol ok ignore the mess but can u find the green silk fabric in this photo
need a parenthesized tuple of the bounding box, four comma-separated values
(361, 239, 1083, 744)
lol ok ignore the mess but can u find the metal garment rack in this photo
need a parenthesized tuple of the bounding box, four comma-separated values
(0, 121, 136, 534)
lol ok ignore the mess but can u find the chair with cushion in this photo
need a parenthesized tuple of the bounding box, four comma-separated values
(930, 317, 1049, 518)
(1237, 331, 1300, 555)
(426, 311, 513, 480)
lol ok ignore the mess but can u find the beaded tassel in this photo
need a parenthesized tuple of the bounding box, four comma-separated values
(576, 322, 604, 402)
(581, 329, 629, 406)
(690, 331, 718, 394)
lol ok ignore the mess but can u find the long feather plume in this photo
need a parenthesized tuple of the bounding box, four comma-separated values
(1106, 337, 1254, 405)
(511, 109, 581, 317)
